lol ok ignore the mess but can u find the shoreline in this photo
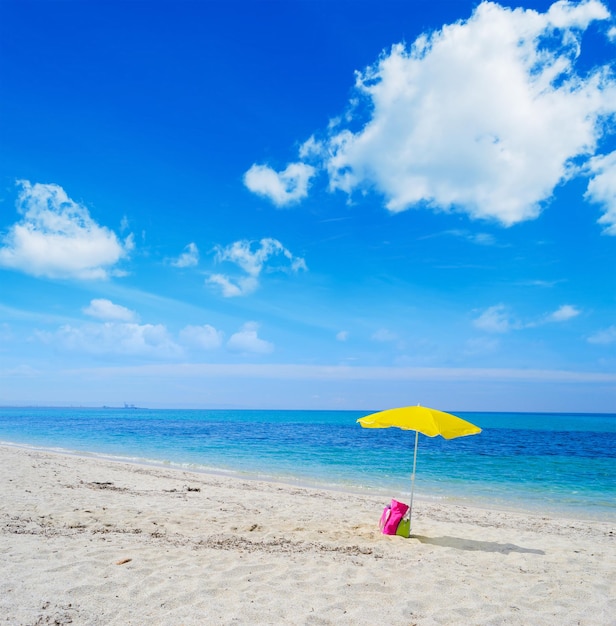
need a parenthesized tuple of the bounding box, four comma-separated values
(1, 439, 613, 524)
(2, 444, 614, 625)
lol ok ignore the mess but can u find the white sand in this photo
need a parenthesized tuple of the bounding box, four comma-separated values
(1, 444, 614, 625)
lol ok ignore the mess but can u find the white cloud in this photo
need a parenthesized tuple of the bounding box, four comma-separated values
(299, 135, 324, 160)
(83, 299, 138, 322)
(585, 151, 616, 235)
(207, 274, 258, 297)
(207, 238, 307, 297)
(473, 305, 516, 333)
(546, 304, 581, 322)
(227, 322, 274, 354)
(475, 303, 581, 333)
(38, 322, 182, 359)
(179, 324, 224, 350)
(252, 1, 616, 230)
(588, 325, 616, 344)
(336, 330, 349, 342)
(214, 238, 303, 276)
(0, 180, 133, 279)
(171, 242, 199, 268)
(324, 1, 614, 225)
(244, 162, 315, 206)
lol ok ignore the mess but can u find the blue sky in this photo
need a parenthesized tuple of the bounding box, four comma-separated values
(1, 0, 615, 412)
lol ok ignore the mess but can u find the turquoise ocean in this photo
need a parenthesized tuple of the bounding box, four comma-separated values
(0, 407, 614, 521)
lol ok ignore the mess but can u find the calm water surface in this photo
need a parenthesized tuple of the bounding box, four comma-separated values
(0, 407, 614, 520)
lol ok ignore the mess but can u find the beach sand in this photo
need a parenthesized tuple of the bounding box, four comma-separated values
(1, 444, 614, 625)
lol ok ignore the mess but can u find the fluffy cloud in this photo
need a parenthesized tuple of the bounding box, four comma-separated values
(226, 322, 274, 354)
(38, 322, 182, 359)
(207, 238, 307, 297)
(246, 1, 616, 233)
(585, 151, 616, 235)
(0, 181, 133, 279)
(179, 324, 224, 350)
(325, 0, 614, 225)
(170, 242, 199, 268)
(207, 274, 258, 298)
(546, 304, 580, 322)
(36, 296, 231, 357)
(243, 162, 315, 206)
(83, 299, 138, 322)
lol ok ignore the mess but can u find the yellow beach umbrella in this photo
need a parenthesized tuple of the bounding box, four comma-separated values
(357, 405, 481, 534)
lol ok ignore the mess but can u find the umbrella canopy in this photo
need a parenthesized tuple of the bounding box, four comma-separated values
(357, 405, 481, 439)
(357, 405, 481, 535)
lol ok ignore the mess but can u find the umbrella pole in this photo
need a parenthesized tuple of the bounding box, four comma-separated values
(409, 430, 418, 530)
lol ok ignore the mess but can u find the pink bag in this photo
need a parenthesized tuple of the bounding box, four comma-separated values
(379, 499, 409, 535)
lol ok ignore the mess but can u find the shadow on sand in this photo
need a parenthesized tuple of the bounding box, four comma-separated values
(412, 535, 545, 554)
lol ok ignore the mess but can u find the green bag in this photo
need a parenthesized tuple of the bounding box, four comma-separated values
(396, 517, 410, 538)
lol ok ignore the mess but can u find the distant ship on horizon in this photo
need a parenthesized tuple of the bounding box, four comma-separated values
(100, 403, 144, 410)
